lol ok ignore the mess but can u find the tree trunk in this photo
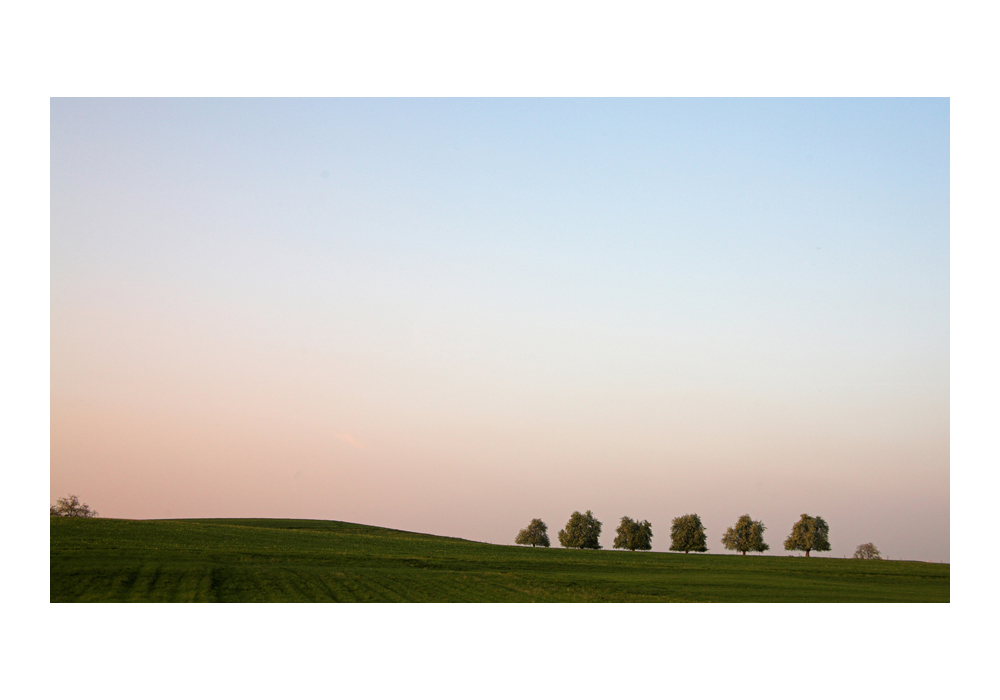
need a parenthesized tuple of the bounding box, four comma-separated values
(742, 551, 746, 555)
(805, 550, 810, 557)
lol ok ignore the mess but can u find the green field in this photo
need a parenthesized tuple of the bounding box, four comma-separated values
(50, 517, 949, 602)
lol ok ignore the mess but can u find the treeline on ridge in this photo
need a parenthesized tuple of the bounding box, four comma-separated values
(516, 511, 846, 557)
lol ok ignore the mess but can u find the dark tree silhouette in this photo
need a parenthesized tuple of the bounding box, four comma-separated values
(50, 494, 98, 518)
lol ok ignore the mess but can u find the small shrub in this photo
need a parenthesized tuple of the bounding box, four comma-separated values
(853, 543, 882, 560)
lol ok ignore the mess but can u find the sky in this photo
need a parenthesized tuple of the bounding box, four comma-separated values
(50, 97, 949, 562)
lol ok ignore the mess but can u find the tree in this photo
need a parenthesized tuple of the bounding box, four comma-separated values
(783, 514, 830, 557)
(558, 510, 602, 549)
(853, 542, 882, 560)
(669, 513, 708, 553)
(515, 518, 551, 547)
(50, 494, 98, 518)
(721, 514, 769, 555)
(613, 516, 653, 551)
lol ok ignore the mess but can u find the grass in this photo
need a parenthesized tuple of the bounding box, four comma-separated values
(50, 517, 949, 602)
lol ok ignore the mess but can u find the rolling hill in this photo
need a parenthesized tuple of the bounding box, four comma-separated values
(50, 517, 949, 602)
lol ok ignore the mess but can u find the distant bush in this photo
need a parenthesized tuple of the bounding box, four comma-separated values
(50, 494, 98, 518)
(853, 542, 882, 560)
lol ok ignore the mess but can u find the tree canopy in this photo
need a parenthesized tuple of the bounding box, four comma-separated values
(784, 514, 830, 557)
(853, 542, 881, 560)
(514, 518, 551, 547)
(50, 494, 98, 518)
(613, 516, 653, 551)
(721, 514, 769, 555)
(669, 513, 708, 553)
(558, 510, 602, 549)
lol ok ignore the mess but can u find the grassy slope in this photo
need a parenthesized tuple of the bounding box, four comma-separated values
(50, 517, 949, 603)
